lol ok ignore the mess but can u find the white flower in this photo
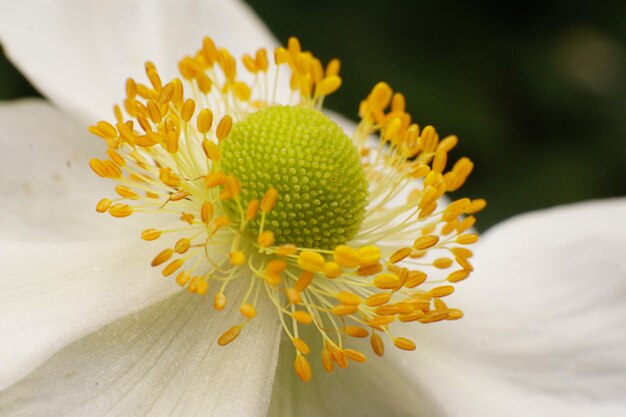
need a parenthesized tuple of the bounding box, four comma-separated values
(0, 1, 624, 416)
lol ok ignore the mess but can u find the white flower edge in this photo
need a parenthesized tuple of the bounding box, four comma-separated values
(0, 282, 282, 417)
(0, 0, 278, 123)
(268, 198, 626, 417)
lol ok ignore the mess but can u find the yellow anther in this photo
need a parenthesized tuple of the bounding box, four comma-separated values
(255, 48, 269, 71)
(276, 244, 297, 256)
(288, 36, 301, 55)
(201, 201, 214, 224)
(384, 117, 402, 141)
(216, 115, 233, 141)
(96, 198, 112, 213)
(405, 271, 427, 288)
(125, 78, 137, 99)
(205, 171, 226, 188)
(293, 310, 313, 324)
(447, 309, 464, 320)
(325, 58, 341, 77)
(357, 263, 382, 277)
(176, 271, 191, 287)
(162, 258, 184, 277)
(274, 47, 289, 65)
(373, 273, 401, 290)
(389, 247, 412, 264)
(457, 216, 477, 234)
(315, 75, 342, 96)
(245, 199, 260, 221)
(331, 304, 358, 316)
(337, 291, 361, 305)
(257, 230, 275, 247)
(196, 73, 212, 94)
(391, 93, 405, 112)
(375, 305, 400, 316)
(333, 245, 360, 268)
(294, 353, 312, 382)
(293, 338, 310, 355)
(181, 99, 196, 122)
(394, 337, 416, 351)
(214, 293, 227, 310)
(321, 347, 334, 373)
(152, 249, 174, 267)
(344, 349, 367, 363)
(344, 326, 369, 338)
(141, 228, 161, 241)
(322, 261, 342, 278)
(106, 149, 126, 166)
(169, 190, 190, 202)
(89, 158, 122, 179)
(357, 245, 381, 266)
(202, 139, 220, 160)
(456, 234, 479, 245)
(432, 150, 447, 173)
(147, 100, 161, 123)
(365, 293, 391, 307)
(197, 108, 213, 134)
(188, 277, 208, 294)
(180, 212, 195, 225)
(159, 82, 175, 104)
(399, 310, 426, 322)
(242, 54, 257, 73)
(240, 303, 256, 319)
(433, 257, 453, 269)
(286, 288, 301, 304)
(369, 82, 393, 110)
(116, 121, 136, 145)
(413, 235, 440, 250)
(294, 271, 314, 292)
(429, 285, 455, 298)
(371, 333, 385, 357)
(455, 255, 473, 271)
(448, 269, 470, 283)
(261, 187, 278, 212)
(218, 325, 242, 346)
(108, 203, 133, 218)
(368, 316, 395, 327)
(437, 135, 458, 152)
(159, 167, 181, 187)
(297, 250, 325, 272)
(229, 251, 246, 266)
(174, 238, 190, 254)
(465, 198, 487, 214)
(233, 82, 252, 101)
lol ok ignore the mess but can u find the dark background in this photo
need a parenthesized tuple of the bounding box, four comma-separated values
(1, 0, 624, 229)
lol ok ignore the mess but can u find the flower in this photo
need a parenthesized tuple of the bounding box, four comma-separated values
(86, 31, 485, 382)
(0, 1, 624, 416)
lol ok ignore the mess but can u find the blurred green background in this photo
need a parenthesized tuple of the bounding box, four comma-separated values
(1, 0, 624, 229)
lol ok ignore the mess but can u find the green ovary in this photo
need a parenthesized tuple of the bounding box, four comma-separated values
(220, 106, 368, 250)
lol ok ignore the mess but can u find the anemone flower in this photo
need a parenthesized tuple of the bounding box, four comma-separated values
(0, 1, 624, 416)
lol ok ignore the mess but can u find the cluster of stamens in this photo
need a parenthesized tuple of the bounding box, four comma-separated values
(89, 36, 485, 382)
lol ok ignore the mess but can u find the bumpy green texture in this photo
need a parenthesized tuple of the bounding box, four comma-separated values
(221, 106, 368, 249)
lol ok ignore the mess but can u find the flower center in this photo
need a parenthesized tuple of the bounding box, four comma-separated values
(221, 106, 368, 249)
(88, 35, 486, 383)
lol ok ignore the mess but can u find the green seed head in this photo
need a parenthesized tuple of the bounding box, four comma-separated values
(221, 106, 368, 249)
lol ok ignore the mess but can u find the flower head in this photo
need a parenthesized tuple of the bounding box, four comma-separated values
(89, 36, 485, 381)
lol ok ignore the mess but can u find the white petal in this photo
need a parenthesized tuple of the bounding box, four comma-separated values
(0, 99, 142, 240)
(388, 199, 626, 416)
(0, 238, 177, 390)
(0, 283, 281, 417)
(0, 0, 277, 123)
